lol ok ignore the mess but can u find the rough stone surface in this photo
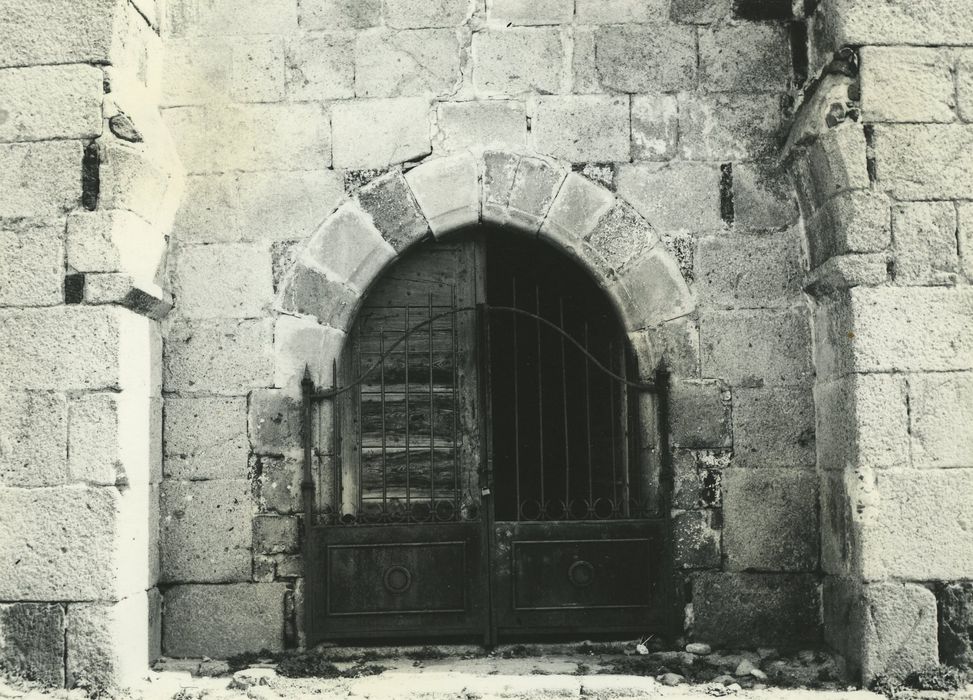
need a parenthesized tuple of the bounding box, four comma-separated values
(695, 234, 803, 309)
(576, 0, 668, 22)
(249, 390, 301, 455)
(435, 101, 526, 153)
(678, 93, 784, 162)
(891, 201, 960, 285)
(732, 387, 815, 469)
(473, 28, 566, 95)
(272, 315, 345, 392)
(384, 0, 471, 28)
(254, 454, 302, 514)
(67, 595, 152, 690)
(698, 23, 791, 92)
(732, 162, 799, 230)
(164, 319, 274, 394)
(859, 46, 956, 123)
(0, 220, 63, 307)
(0, 391, 67, 487)
(529, 95, 630, 163)
(173, 243, 274, 319)
(699, 310, 812, 387)
(331, 98, 432, 169)
(253, 515, 300, 555)
(488, 0, 573, 25)
(631, 94, 678, 161)
(824, 0, 973, 46)
(860, 582, 939, 681)
(938, 582, 973, 667)
(0, 141, 81, 217)
(669, 380, 731, 450)
(672, 509, 722, 569)
(355, 29, 461, 98)
(0, 603, 65, 686)
(804, 191, 891, 269)
(160, 479, 254, 583)
(540, 172, 614, 247)
(0, 64, 103, 143)
(874, 124, 973, 200)
(302, 202, 395, 291)
(594, 25, 696, 93)
(405, 152, 479, 235)
(616, 162, 722, 233)
(909, 372, 973, 469)
(722, 470, 818, 572)
(164, 397, 248, 480)
(691, 572, 821, 648)
(285, 33, 355, 101)
(299, 0, 381, 29)
(163, 583, 287, 658)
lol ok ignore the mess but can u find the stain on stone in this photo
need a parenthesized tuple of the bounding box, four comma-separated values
(937, 582, 973, 667)
(733, 0, 792, 20)
(82, 142, 100, 211)
(64, 273, 85, 304)
(789, 21, 809, 87)
(109, 113, 143, 143)
(719, 163, 734, 225)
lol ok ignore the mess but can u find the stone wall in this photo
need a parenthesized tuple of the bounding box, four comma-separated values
(786, 0, 973, 683)
(0, 0, 183, 690)
(157, 0, 818, 660)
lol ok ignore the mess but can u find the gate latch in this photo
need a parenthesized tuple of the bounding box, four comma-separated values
(480, 487, 492, 496)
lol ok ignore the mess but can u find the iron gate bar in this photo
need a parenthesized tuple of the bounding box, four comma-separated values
(534, 285, 545, 518)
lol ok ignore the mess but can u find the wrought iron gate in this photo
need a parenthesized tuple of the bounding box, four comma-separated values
(302, 291, 672, 645)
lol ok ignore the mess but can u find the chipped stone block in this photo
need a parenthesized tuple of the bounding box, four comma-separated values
(723, 469, 818, 572)
(699, 23, 791, 92)
(0, 140, 81, 217)
(435, 100, 527, 153)
(530, 95, 630, 163)
(0, 64, 102, 142)
(631, 94, 678, 161)
(691, 572, 821, 648)
(540, 172, 614, 248)
(860, 46, 956, 123)
(699, 309, 812, 387)
(384, 0, 472, 28)
(673, 510, 722, 569)
(473, 28, 566, 95)
(302, 202, 395, 291)
(284, 33, 355, 101)
(274, 263, 359, 333)
(164, 397, 248, 480)
(163, 318, 274, 394)
(331, 98, 431, 169)
(576, 0, 668, 22)
(891, 201, 959, 285)
(862, 468, 973, 580)
(163, 103, 330, 174)
(405, 152, 479, 235)
(299, 0, 381, 29)
(253, 515, 300, 554)
(695, 233, 803, 309)
(173, 243, 274, 319)
(163, 583, 287, 658)
(616, 162, 722, 232)
(909, 372, 973, 469)
(732, 162, 799, 230)
(0, 603, 65, 686)
(678, 92, 784, 162)
(594, 25, 696, 93)
(487, 0, 573, 25)
(355, 28, 460, 98)
(732, 387, 815, 469)
(669, 379, 731, 450)
(357, 170, 429, 251)
(874, 124, 973, 200)
(0, 219, 63, 306)
(160, 479, 254, 583)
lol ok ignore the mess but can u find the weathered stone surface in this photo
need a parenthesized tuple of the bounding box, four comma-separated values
(68, 392, 152, 486)
(672, 510, 721, 569)
(586, 202, 657, 273)
(862, 468, 973, 580)
(859, 47, 956, 123)
(576, 0, 667, 22)
(285, 33, 355, 100)
(594, 25, 696, 93)
(275, 264, 359, 332)
(959, 51, 973, 122)
(909, 372, 973, 469)
(164, 397, 248, 480)
(249, 390, 301, 455)
(160, 479, 253, 583)
(632, 317, 701, 378)
(530, 95, 630, 163)
(68, 210, 163, 290)
(192, 0, 297, 34)
(669, 380, 731, 450)
(299, 0, 381, 29)
(164, 319, 273, 394)
(331, 98, 431, 169)
(874, 124, 973, 200)
(732, 387, 815, 469)
(483, 154, 567, 232)
(616, 162, 722, 232)
(0, 219, 63, 306)
(961, 203, 973, 282)
(678, 93, 784, 162)
(356, 29, 460, 98)
(891, 201, 959, 285)
(691, 572, 821, 647)
(860, 582, 939, 681)
(354, 169, 431, 253)
(672, 450, 728, 510)
(232, 37, 286, 103)
(435, 100, 526, 153)
(173, 170, 345, 244)
(488, 0, 573, 25)
(723, 470, 818, 572)
(670, 0, 732, 23)
(67, 595, 152, 690)
(732, 163, 799, 230)
(473, 28, 566, 95)
(0, 64, 102, 142)
(173, 243, 274, 319)
(384, 0, 471, 28)
(0, 603, 65, 686)
(0, 391, 66, 487)
(938, 582, 973, 667)
(571, 27, 598, 94)
(540, 172, 614, 247)
(612, 246, 694, 330)
(405, 152, 479, 235)
(700, 309, 812, 387)
(254, 454, 302, 514)
(160, 37, 232, 106)
(0, 141, 81, 217)
(804, 190, 891, 269)
(695, 234, 803, 309)
(698, 23, 791, 92)
(804, 125, 871, 205)
(273, 314, 345, 392)
(631, 94, 678, 161)
(823, 0, 973, 46)
(253, 515, 299, 554)
(0, 0, 125, 66)
(303, 202, 395, 291)
(164, 583, 287, 657)
(163, 103, 331, 174)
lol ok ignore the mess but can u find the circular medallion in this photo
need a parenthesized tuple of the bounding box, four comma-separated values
(568, 560, 596, 588)
(383, 565, 413, 594)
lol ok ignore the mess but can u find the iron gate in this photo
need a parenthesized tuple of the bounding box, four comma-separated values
(302, 295, 673, 645)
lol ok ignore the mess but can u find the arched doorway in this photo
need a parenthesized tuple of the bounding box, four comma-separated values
(303, 228, 670, 645)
